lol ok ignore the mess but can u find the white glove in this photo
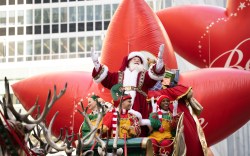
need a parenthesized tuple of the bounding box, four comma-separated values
(156, 44, 165, 72)
(151, 97, 157, 113)
(91, 47, 100, 71)
(158, 44, 165, 59)
(173, 100, 178, 116)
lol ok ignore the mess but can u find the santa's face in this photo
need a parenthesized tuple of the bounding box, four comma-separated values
(128, 56, 144, 72)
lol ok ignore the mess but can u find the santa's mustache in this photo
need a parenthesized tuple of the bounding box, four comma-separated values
(129, 62, 145, 72)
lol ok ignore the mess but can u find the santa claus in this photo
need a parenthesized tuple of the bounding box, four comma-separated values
(91, 44, 165, 136)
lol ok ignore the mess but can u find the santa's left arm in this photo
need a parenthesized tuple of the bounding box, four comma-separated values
(147, 44, 165, 81)
(155, 44, 165, 73)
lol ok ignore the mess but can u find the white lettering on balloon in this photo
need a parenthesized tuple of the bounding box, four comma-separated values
(199, 118, 208, 129)
(209, 38, 250, 70)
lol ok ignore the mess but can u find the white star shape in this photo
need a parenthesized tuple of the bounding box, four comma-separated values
(239, 2, 246, 10)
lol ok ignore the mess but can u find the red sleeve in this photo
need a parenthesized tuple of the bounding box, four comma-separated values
(102, 112, 113, 128)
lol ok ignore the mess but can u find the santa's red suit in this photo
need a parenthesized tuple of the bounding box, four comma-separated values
(92, 52, 165, 136)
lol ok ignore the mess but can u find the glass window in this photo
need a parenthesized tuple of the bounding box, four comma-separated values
(69, 23, 76, 32)
(52, 8, 59, 23)
(52, 24, 58, 33)
(52, 38, 59, 53)
(18, 0, 24, 4)
(52, 0, 58, 2)
(44, 0, 50, 3)
(18, 27, 24, 35)
(95, 36, 102, 51)
(78, 23, 84, 32)
(112, 4, 118, 15)
(69, 7, 76, 22)
(69, 37, 76, 52)
(35, 9, 41, 24)
(26, 10, 33, 25)
(18, 10, 24, 25)
(0, 1, 6, 5)
(43, 39, 50, 54)
(35, 25, 41, 34)
(61, 7, 67, 23)
(26, 26, 33, 34)
(26, 0, 32, 4)
(104, 4, 111, 20)
(87, 22, 93, 31)
(9, 11, 15, 25)
(95, 5, 102, 21)
(104, 21, 110, 30)
(78, 6, 84, 22)
(35, 40, 41, 55)
(26, 40, 33, 55)
(95, 21, 102, 31)
(0, 28, 6, 36)
(165, 0, 172, 7)
(0, 42, 6, 57)
(43, 25, 50, 34)
(86, 5, 93, 21)
(0, 11, 6, 26)
(43, 8, 50, 24)
(9, 0, 15, 5)
(61, 24, 67, 33)
(9, 27, 15, 35)
(78, 37, 85, 52)
(86, 36, 93, 51)
(35, 0, 41, 3)
(17, 42, 24, 55)
(61, 0, 67, 2)
(60, 38, 67, 53)
(9, 42, 15, 56)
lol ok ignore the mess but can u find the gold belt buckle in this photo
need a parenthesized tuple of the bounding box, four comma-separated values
(124, 86, 132, 91)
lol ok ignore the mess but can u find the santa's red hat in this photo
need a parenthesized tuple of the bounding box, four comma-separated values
(113, 94, 132, 107)
(119, 52, 147, 71)
(156, 95, 170, 106)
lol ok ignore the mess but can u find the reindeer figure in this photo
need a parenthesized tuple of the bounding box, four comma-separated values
(0, 77, 67, 156)
(77, 100, 107, 155)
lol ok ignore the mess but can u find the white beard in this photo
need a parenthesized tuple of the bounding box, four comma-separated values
(128, 62, 145, 72)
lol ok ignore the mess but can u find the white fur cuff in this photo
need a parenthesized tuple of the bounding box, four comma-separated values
(148, 65, 164, 81)
(94, 65, 108, 83)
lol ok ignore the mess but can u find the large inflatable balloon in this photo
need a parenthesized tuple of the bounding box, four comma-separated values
(12, 68, 250, 147)
(11, 71, 98, 137)
(101, 0, 177, 71)
(157, 0, 250, 70)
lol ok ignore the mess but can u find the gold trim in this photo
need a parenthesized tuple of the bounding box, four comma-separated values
(141, 138, 153, 156)
(93, 66, 105, 80)
(186, 100, 208, 156)
(175, 86, 192, 100)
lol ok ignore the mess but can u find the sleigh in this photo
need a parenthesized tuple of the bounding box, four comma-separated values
(81, 113, 185, 156)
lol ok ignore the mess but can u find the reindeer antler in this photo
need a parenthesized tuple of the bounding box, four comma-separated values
(5, 77, 67, 124)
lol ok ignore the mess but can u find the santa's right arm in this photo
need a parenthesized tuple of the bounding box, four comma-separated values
(91, 49, 119, 89)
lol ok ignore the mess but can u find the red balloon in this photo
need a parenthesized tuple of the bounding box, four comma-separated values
(157, 0, 250, 70)
(12, 68, 250, 147)
(11, 71, 110, 137)
(179, 68, 250, 146)
(101, 0, 177, 71)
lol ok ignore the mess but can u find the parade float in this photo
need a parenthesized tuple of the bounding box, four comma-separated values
(1, 0, 250, 155)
